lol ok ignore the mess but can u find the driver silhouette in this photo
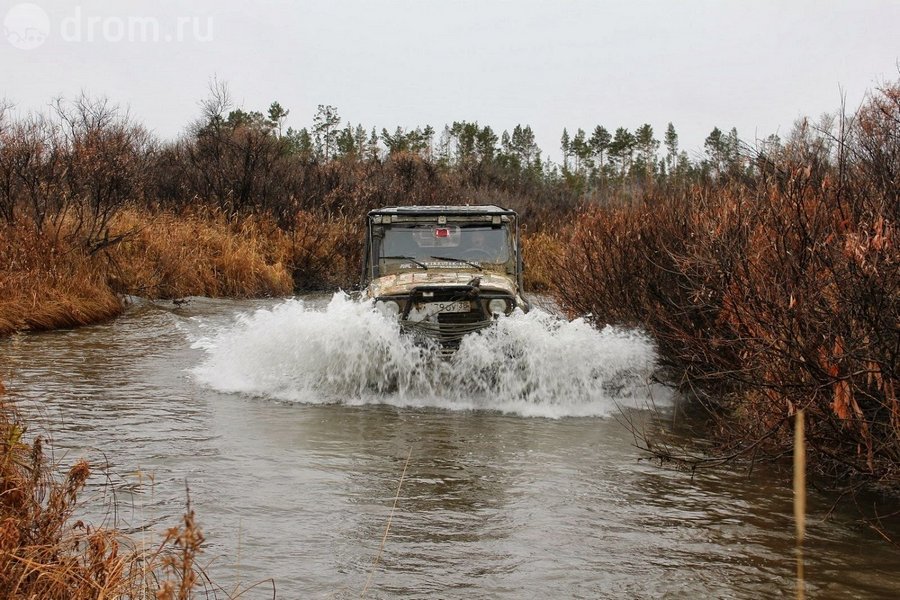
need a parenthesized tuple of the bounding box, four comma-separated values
(465, 230, 498, 261)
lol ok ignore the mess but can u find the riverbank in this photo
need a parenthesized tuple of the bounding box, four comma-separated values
(0, 224, 122, 336)
(549, 87, 899, 493)
(1, 206, 559, 337)
(0, 207, 361, 336)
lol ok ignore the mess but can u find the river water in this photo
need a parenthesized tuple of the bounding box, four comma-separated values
(1, 294, 898, 599)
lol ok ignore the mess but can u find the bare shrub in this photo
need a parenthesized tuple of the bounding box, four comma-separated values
(849, 82, 900, 210)
(551, 84, 900, 487)
(53, 96, 154, 249)
(0, 95, 152, 249)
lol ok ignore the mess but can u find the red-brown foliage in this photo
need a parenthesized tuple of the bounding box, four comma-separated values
(551, 85, 900, 487)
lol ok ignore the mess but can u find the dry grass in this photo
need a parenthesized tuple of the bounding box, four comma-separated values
(0, 225, 123, 336)
(521, 231, 566, 292)
(0, 205, 369, 337)
(107, 207, 294, 299)
(0, 383, 212, 599)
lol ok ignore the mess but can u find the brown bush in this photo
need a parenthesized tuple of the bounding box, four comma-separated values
(550, 86, 900, 488)
(287, 210, 362, 290)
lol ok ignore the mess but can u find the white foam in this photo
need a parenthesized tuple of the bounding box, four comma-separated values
(192, 293, 660, 418)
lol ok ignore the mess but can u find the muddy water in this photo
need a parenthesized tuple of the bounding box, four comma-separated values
(1, 294, 898, 599)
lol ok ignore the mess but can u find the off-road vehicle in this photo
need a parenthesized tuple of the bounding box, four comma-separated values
(361, 205, 530, 353)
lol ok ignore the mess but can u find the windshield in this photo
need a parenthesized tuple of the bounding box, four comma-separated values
(378, 224, 511, 266)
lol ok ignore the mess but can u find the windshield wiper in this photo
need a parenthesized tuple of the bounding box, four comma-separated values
(381, 255, 429, 269)
(428, 255, 483, 271)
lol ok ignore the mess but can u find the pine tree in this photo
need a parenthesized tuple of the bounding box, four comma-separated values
(560, 128, 571, 170)
(704, 126, 741, 176)
(589, 125, 611, 170)
(450, 121, 479, 164)
(664, 123, 678, 171)
(267, 101, 289, 137)
(476, 126, 497, 162)
(510, 124, 540, 169)
(284, 127, 313, 156)
(336, 124, 356, 157)
(571, 128, 590, 173)
(436, 125, 453, 165)
(421, 125, 435, 160)
(609, 127, 635, 175)
(353, 125, 368, 155)
(367, 127, 380, 161)
(312, 104, 341, 160)
(634, 124, 659, 177)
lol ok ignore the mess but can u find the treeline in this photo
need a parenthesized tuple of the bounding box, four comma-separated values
(0, 78, 789, 249)
(146, 81, 782, 220)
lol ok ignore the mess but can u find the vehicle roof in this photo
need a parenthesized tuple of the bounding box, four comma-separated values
(368, 204, 517, 217)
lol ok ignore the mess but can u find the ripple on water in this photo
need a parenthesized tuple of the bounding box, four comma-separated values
(2, 295, 900, 598)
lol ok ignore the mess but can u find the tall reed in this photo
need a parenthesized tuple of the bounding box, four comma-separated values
(0, 386, 213, 599)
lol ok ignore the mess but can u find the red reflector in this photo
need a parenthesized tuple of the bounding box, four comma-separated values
(434, 228, 450, 238)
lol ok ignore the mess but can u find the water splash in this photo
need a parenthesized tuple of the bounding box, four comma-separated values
(192, 293, 659, 418)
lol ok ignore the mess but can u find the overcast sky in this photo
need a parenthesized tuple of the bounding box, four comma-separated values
(2, 0, 898, 161)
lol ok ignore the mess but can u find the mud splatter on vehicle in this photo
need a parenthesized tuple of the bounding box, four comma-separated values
(361, 205, 530, 354)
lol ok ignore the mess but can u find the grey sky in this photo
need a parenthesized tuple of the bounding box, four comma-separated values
(2, 0, 898, 161)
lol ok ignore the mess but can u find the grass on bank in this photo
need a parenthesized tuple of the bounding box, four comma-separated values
(0, 225, 122, 336)
(0, 207, 364, 336)
(0, 381, 213, 599)
(107, 208, 294, 299)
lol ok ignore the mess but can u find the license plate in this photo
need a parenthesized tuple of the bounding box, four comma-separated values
(430, 301, 470, 313)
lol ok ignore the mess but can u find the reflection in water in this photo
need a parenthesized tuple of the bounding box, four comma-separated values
(1, 296, 899, 599)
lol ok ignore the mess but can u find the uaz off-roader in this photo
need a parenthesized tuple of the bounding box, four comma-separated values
(361, 205, 530, 353)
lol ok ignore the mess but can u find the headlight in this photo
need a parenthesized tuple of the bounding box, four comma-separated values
(376, 299, 401, 317)
(488, 298, 508, 315)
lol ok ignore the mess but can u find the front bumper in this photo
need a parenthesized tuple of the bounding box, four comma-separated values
(375, 284, 516, 350)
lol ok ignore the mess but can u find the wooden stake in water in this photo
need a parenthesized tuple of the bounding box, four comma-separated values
(794, 409, 806, 600)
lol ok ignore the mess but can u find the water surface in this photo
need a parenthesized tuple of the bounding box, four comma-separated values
(2, 294, 898, 598)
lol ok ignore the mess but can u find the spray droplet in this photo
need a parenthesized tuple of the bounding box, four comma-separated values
(193, 293, 660, 418)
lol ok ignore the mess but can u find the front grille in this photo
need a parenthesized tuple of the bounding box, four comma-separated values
(401, 315, 492, 345)
(380, 285, 510, 355)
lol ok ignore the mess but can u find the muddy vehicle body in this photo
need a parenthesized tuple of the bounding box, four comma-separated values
(362, 205, 530, 353)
